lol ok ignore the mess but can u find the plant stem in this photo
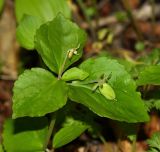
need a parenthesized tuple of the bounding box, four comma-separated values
(143, 84, 150, 99)
(98, 132, 106, 144)
(77, 0, 97, 41)
(131, 136, 137, 152)
(43, 113, 56, 151)
(121, 0, 143, 41)
(58, 52, 68, 79)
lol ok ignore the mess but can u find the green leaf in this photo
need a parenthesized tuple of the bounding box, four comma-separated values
(147, 132, 160, 152)
(15, 0, 70, 50)
(0, 144, 3, 152)
(145, 100, 154, 112)
(148, 148, 159, 152)
(16, 15, 43, 50)
(0, 0, 4, 13)
(135, 41, 145, 52)
(115, 11, 127, 22)
(145, 99, 160, 111)
(137, 65, 160, 86)
(13, 68, 68, 118)
(117, 59, 135, 72)
(15, 0, 70, 23)
(86, 7, 96, 17)
(137, 48, 160, 66)
(2, 118, 48, 152)
(53, 118, 88, 148)
(62, 67, 89, 81)
(35, 14, 87, 74)
(153, 100, 160, 110)
(69, 57, 149, 122)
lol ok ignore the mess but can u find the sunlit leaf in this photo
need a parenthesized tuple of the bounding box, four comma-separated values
(35, 14, 86, 74)
(15, 0, 71, 49)
(13, 68, 68, 118)
(62, 67, 89, 81)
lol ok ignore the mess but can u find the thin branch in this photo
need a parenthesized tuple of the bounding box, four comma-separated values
(98, 132, 106, 144)
(149, 0, 156, 40)
(0, 74, 17, 81)
(121, 0, 144, 41)
(81, 3, 160, 29)
(150, 0, 156, 27)
(77, 0, 97, 41)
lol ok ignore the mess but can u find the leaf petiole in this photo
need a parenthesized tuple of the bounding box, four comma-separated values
(43, 112, 57, 151)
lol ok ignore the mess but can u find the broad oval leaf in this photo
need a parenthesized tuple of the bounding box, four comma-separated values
(62, 67, 89, 81)
(2, 117, 48, 152)
(15, 0, 70, 23)
(0, 144, 3, 152)
(0, 0, 4, 13)
(15, 0, 71, 49)
(53, 118, 88, 148)
(69, 57, 149, 122)
(16, 15, 43, 50)
(35, 14, 87, 74)
(137, 65, 160, 86)
(13, 68, 68, 118)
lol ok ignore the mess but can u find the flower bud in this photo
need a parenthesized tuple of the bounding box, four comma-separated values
(99, 83, 116, 101)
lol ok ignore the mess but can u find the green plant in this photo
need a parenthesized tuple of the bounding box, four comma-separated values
(1, 1, 160, 151)
(15, 0, 71, 50)
(0, 13, 150, 152)
(135, 41, 145, 52)
(147, 132, 160, 152)
(0, 0, 4, 13)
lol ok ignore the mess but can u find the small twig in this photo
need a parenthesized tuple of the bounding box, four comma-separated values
(81, 3, 160, 29)
(43, 113, 56, 151)
(92, 0, 99, 30)
(149, 0, 156, 40)
(45, 148, 54, 152)
(0, 74, 17, 81)
(121, 0, 143, 41)
(150, 0, 156, 27)
(142, 84, 150, 99)
(97, 0, 109, 9)
(77, 0, 97, 41)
